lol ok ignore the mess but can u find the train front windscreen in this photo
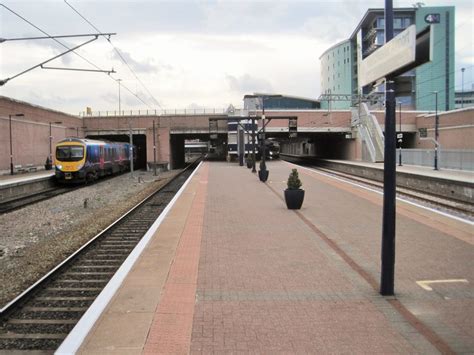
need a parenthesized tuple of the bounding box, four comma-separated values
(56, 146, 84, 162)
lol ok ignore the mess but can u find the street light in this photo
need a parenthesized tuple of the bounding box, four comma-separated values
(9, 113, 24, 175)
(398, 102, 402, 166)
(433, 91, 439, 170)
(48, 121, 63, 170)
(461, 68, 465, 108)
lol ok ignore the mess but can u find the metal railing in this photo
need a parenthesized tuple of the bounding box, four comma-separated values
(401, 149, 474, 171)
(80, 108, 229, 117)
(351, 103, 384, 162)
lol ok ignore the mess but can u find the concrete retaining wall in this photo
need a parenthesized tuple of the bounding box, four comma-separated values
(0, 176, 56, 203)
(318, 160, 473, 204)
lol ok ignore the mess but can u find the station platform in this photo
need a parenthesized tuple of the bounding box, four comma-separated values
(57, 160, 473, 354)
(0, 170, 54, 188)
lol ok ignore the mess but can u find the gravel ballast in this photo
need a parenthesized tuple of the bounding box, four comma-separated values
(0, 170, 180, 308)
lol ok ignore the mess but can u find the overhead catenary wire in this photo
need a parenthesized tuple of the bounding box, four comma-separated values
(0, 3, 152, 109)
(64, 0, 163, 110)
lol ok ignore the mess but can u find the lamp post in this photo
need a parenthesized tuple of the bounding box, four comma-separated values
(9, 113, 24, 175)
(461, 68, 465, 108)
(49, 121, 63, 169)
(251, 116, 257, 173)
(153, 120, 157, 176)
(433, 91, 439, 170)
(398, 102, 402, 166)
(257, 94, 282, 182)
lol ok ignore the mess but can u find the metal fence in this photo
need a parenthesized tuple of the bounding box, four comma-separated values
(400, 149, 474, 171)
(80, 108, 229, 117)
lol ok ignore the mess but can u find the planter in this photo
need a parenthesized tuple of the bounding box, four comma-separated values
(284, 189, 305, 209)
(258, 169, 269, 182)
(247, 160, 252, 169)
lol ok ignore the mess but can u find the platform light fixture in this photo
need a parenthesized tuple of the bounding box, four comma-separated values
(9, 113, 24, 175)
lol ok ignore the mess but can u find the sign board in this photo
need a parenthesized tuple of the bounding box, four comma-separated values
(424, 13, 440, 24)
(360, 25, 416, 87)
(396, 133, 403, 139)
(288, 117, 297, 138)
(419, 128, 427, 138)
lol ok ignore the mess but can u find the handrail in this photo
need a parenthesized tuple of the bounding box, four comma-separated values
(80, 108, 229, 117)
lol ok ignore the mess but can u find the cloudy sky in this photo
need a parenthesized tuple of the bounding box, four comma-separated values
(0, 0, 472, 114)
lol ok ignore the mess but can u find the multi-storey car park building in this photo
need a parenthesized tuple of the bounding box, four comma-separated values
(320, 6, 455, 111)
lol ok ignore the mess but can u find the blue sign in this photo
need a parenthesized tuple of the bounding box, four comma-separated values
(424, 13, 440, 24)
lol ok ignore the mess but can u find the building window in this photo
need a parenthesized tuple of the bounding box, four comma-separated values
(394, 18, 402, 28)
(376, 31, 384, 45)
(377, 17, 385, 28)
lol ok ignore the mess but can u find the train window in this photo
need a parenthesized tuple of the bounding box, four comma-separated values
(56, 146, 84, 161)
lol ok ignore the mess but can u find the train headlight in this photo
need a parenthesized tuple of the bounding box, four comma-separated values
(77, 163, 84, 170)
(56, 164, 63, 170)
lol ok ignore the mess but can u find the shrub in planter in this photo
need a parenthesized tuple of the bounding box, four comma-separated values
(284, 169, 304, 209)
(259, 160, 269, 182)
(246, 155, 253, 169)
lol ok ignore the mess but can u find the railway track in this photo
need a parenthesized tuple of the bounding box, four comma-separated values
(287, 161, 473, 218)
(0, 162, 198, 351)
(0, 187, 76, 214)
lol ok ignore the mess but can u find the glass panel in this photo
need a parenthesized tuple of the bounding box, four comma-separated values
(56, 146, 84, 162)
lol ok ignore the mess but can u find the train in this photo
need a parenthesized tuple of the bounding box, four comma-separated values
(54, 138, 133, 183)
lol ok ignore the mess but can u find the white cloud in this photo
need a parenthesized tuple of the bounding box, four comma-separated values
(0, 0, 471, 114)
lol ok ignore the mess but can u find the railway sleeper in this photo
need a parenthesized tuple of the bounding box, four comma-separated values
(81, 252, 127, 260)
(79, 258, 124, 264)
(8, 310, 85, 321)
(5, 319, 77, 335)
(95, 247, 135, 253)
(70, 265, 119, 272)
(39, 289, 101, 298)
(57, 274, 113, 282)
(30, 298, 94, 308)
(0, 336, 64, 350)
(51, 280, 108, 288)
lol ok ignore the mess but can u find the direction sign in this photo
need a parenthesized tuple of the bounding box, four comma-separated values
(397, 133, 403, 139)
(360, 25, 416, 87)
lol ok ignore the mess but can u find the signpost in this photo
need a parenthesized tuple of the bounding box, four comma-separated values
(360, 0, 432, 296)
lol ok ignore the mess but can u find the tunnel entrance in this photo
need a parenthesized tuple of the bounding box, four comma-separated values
(86, 134, 147, 170)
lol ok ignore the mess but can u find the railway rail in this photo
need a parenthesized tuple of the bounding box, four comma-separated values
(0, 161, 199, 351)
(289, 161, 473, 218)
(0, 187, 76, 214)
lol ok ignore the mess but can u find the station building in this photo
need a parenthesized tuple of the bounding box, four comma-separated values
(320, 6, 455, 111)
(243, 94, 320, 110)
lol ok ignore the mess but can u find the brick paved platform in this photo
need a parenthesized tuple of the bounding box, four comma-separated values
(74, 160, 473, 354)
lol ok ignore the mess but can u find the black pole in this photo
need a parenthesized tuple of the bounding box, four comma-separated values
(434, 92, 439, 170)
(380, 0, 396, 296)
(9, 115, 13, 175)
(49, 122, 53, 166)
(398, 102, 402, 166)
(153, 120, 157, 176)
(260, 100, 266, 173)
(251, 117, 256, 173)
